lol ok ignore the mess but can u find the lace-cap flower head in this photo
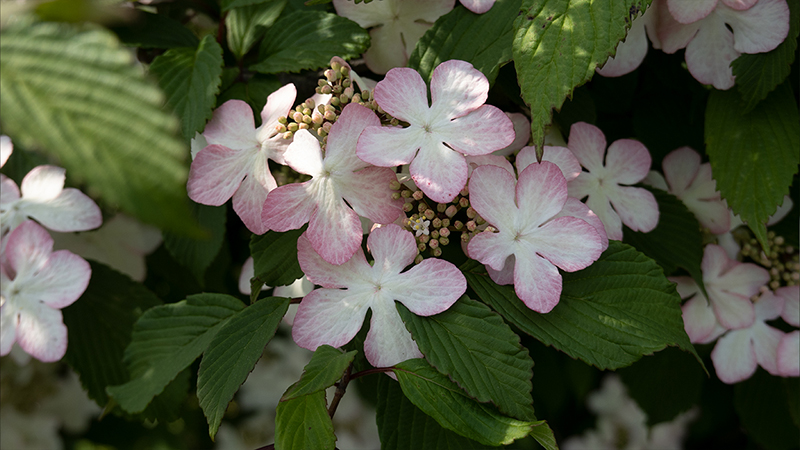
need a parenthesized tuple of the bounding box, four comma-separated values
(1, 220, 91, 362)
(292, 224, 466, 368)
(357, 60, 515, 204)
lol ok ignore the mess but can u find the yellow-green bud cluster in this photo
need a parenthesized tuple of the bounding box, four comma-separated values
(738, 230, 799, 290)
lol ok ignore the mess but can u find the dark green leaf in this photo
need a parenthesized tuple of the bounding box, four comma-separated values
(464, 241, 702, 370)
(528, 421, 558, 450)
(250, 227, 306, 293)
(217, 74, 283, 119)
(111, 11, 199, 49)
(274, 389, 336, 450)
(408, 0, 522, 85)
(106, 294, 245, 413)
(705, 82, 800, 251)
(163, 202, 227, 285)
(397, 297, 535, 421)
(735, 369, 800, 450)
(282, 345, 357, 401)
(221, 0, 271, 11)
(227, 0, 288, 59)
(252, 11, 370, 74)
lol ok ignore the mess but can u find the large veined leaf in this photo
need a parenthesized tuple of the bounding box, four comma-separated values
(198, 297, 290, 439)
(281, 345, 357, 401)
(149, 34, 224, 141)
(513, 0, 651, 158)
(0, 23, 199, 235)
(393, 359, 541, 447)
(731, 0, 798, 112)
(705, 82, 800, 251)
(249, 227, 306, 299)
(106, 294, 245, 413)
(111, 11, 199, 49)
(226, 0, 288, 60)
(274, 389, 336, 450)
(163, 202, 227, 285)
(407, 0, 522, 85)
(376, 374, 490, 450)
(251, 11, 370, 74)
(397, 297, 535, 421)
(463, 241, 702, 370)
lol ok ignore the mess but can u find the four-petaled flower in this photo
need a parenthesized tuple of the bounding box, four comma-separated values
(1, 220, 91, 362)
(357, 60, 515, 203)
(292, 224, 466, 368)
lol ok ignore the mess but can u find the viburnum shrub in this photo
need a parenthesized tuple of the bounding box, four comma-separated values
(0, 0, 798, 449)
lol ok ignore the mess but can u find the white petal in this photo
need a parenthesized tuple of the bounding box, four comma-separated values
(364, 298, 422, 368)
(20, 165, 65, 201)
(16, 303, 68, 362)
(711, 329, 757, 383)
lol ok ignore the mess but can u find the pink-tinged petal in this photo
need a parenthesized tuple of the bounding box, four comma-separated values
(671, 275, 701, 300)
(326, 104, 381, 172)
(722, 0, 757, 10)
(187, 144, 253, 206)
(22, 250, 90, 309)
(332, 0, 390, 27)
(357, 125, 425, 167)
(20, 166, 65, 201)
(297, 233, 367, 289)
(778, 285, 800, 327)
(339, 167, 403, 225)
(768, 195, 793, 225)
(284, 130, 324, 177)
(605, 139, 651, 185)
(367, 224, 418, 274)
(777, 331, 800, 377)
(531, 146, 581, 182)
(0, 174, 20, 204)
(24, 188, 102, 233)
(699, 322, 728, 344)
(409, 139, 469, 203)
(683, 192, 730, 235)
(527, 216, 604, 271)
(667, 0, 718, 23)
(307, 192, 363, 265)
(0, 303, 18, 356)
(644, 170, 669, 191)
(597, 11, 650, 77)
(257, 84, 297, 138)
(752, 323, 784, 375)
(364, 23, 411, 75)
(567, 122, 607, 172)
(710, 289, 755, 330)
(494, 112, 531, 156)
(374, 67, 431, 123)
(712, 329, 757, 383)
(460, 0, 495, 14)
(232, 174, 270, 234)
(702, 244, 733, 280)
(754, 290, 785, 321)
(468, 165, 518, 232)
(429, 60, 489, 121)
(261, 182, 316, 232)
(486, 255, 515, 285)
(466, 154, 515, 178)
(437, 105, 515, 155)
(568, 171, 600, 201)
(516, 162, 569, 231)
(682, 294, 719, 343)
(658, 1, 703, 52)
(203, 100, 259, 150)
(6, 221, 53, 277)
(364, 299, 422, 368)
(385, 258, 465, 316)
(608, 185, 659, 233)
(468, 231, 516, 272)
(553, 197, 609, 251)
(718, 261, 770, 299)
(292, 288, 371, 351)
(684, 13, 738, 89)
(16, 304, 68, 362)
(514, 250, 563, 313)
(663, 147, 701, 196)
(0, 135, 12, 168)
(586, 192, 623, 240)
(718, 0, 790, 53)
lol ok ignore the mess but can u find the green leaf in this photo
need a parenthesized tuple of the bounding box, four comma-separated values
(393, 359, 537, 447)
(150, 34, 224, 141)
(274, 389, 336, 450)
(226, 0, 288, 60)
(528, 421, 558, 450)
(705, 82, 800, 251)
(252, 11, 370, 74)
(376, 374, 491, 450)
(111, 11, 199, 49)
(198, 296, 290, 439)
(249, 227, 306, 294)
(513, 0, 650, 155)
(463, 241, 702, 371)
(735, 369, 800, 450)
(407, 0, 522, 85)
(623, 187, 706, 298)
(163, 202, 227, 285)
(282, 345, 357, 401)
(397, 297, 535, 421)
(221, 0, 271, 11)
(63, 261, 162, 407)
(0, 23, 199, 236)
(217, 74, 283, 118)
(732, 0, 799, 112)
(106, 294, 245, 413)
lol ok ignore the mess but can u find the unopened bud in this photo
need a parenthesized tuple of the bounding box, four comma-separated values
(466, 207, 477, 219)
(342, 78, 351, 88)
(401, 189, 412, 198)
(439, 227, 450, 238)
(321, 122, 333, 133)
(412, 190, 424, 201)
(331, 97, 340, 106)
(282, 131, 293, 140)
(321, 85, 332, 95)
(331, 60, 342, 72)
(431, 230, 439, 239)
(287, 123, 298, 132)
(439, 236, 449, 246)
(445, 205, 458, 218)
(276, 124, 287, 133)
(454, 220, 464, 230)
(298, 123, 309, 130)
(418, 242, 427, 252)
(459, 197, 469, 208)
(361, 89, 371, 100)
(403, 202, 414, 212)
(431, 247, 443, 257)
(424, 209, 435, 220)
(278, 116, 288, 125)
(440, 218, 450, 228)
(352, 94, 362, 104)
(466, 220, 477, 232)
(341, 66, 350, 77)
(429, 239, 439, 249)
(325, 69, 338, 82)
(389, 180, 401, 190)
(312, 113, 324, 125)
(415, 254, 424, 264)
(305, 98, 316, 109)
(303, 115, 313, 124)
(432, 218, 442, 228)
(324, 110, 337, 121)
(391, 192, 401, 200)
(339, 94, 349, 105)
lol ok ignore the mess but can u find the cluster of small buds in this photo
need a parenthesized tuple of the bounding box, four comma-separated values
(739, 231, 799, 291)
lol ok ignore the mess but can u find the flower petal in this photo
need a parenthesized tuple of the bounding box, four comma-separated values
(468, 231, 515, 272)
(261, 182, 317, 232)
(514, 248, 563, 313)
(586, 192, 623, 240)
(23, 188, 102, 233)
(608, 185, 659, 233)
(711, 328, 757, 384)
(339, 166, 403, 225)
(684, 12, 738, 89)
(16, 303, 68, 362)
(597, 11, 650, 77)
(364, 22, 411, 74)
(0, 135, 12, 168)
(663, 147, 701, 196)
(778, 285, 800, 327)
(297, 233, 368, 289)
(284, 129, 324, 177)
(777, 331, 800, 377)
(486, 255, 515, 285)
(326, 104, 381, 172)
(553, 197, 609, 252)
(531, 216, 604, 271)
(568, 122, 607, 173)
(468, 165, 518, 232)
(667, 0, 718, 23)
(751, 323, 783, 375)
(494, 112, 531, 156)
(658, 2, 703, 53)
(409, 138, 469, 203)
(518, 146, 582, 182)
(232, 173, 270, 234)
(306, 189, 363, 265)
(187, 144, 254, 206)
(365, 298, 423, 368)
(605, 139, 651, 185)
(203, 100, 259, 150)
(709, 288, 754, 330)
(292, 288, 371, 351)
(516, 162, 569, 231)
(366, 224, 418, 274)
(460, 0, 495, 14)
(373, 67, 431, 123)
(436, 105, 515, 155)
(682, 294, 719, 343)
(357, 125, 425, 167)
(718, 0, 790, 53)
(0, 174, 20, 205)
(256, 84, 297, 142)
(22, 249, 90, 309)
(385, 258, 465, 316)
(0, 302, 18, 356)
(20, 165, 65, 201)
(429, 60, 489, 121)
(721, 0, 757, 10)
(5, 221, 54, 278)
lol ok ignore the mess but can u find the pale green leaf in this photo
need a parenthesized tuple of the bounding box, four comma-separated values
(705, 82, 800, 251)
(397, 297, 535, 421)
(408, 0, 522, 85)
(163, 202, 227, 285)
(252, 11, 370, 74)
(106, 294, 245, 413)
(529, 421, 558, 450)
(281, 345, 357, 401)
(198, 297, 290, 439)
(275, 389, 336, 450)
(226, 0, 288, 59)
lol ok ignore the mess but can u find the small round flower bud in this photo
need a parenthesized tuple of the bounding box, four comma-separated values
(342, 78, 351, 88)
(292, 111, 303, 122)
(302, 107, 312, 116)
(331, 97, 340, 106)
(276, 124, 287, 133)
(287, 123, 298, 132)
(391, 192, 401, 200)
(333, 85, 343, 95)
(352, 94, 362, 104)
(461, 232, 470, 243)
(331, 60, 341, 72)
(341, 66, 350, 77)
(318, 79, 329, 87)
(432, 247, 443, 257)
(403, 202, 414, 212)
(278, 116, 288, 125)
(312, 113, 324, 125)
(431, 230, 439, 239)
(424, 209, 435, 220)
(339, 94, 349, 104)
(282, 131, 293, 140)
(389, 118, 399, 126)
(429, 239, 439, 249)
(466, 220, 477, 232)
(432, 218, 442, 228)
(361, 89, 371, 100)
(441, 218, 450, 228)
(401, 189, 412, 198)
(460, 186, 469, 196)
(475, 216, 485, 225)
(439, 227, 450, 238)
(439, 237, 449, 246)
(415, 254, 424, 264)
(412, 190, 424, 201)
(303, 115, 313, 124)
(445, 205, 458, 218)
(389, 180, 401, 190)
(459, 197, 469, 208)
(295, 105, 303, 113)
(454, 220, 464, 230)
(418, 203, 427, 213)
(305, 98, 316, 109)
(317, 128, 328, 138)
(298, 123, 309, 130)
(321, 85, 332, 95)
(324, 110, 337, 121)
(325, 69, 338, 82)
(466, 207, 477, 219)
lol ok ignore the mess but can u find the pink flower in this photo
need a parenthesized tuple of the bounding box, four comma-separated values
(0, 165, 102, 237)
(262, 103, 402, 265)
(711, 289, 786, 383)
(460, 0, 495, 14)
(597, 4, 661, 77)
(658, 0, 790, 89)
(357, 60, 515, 203)
(0, 135, 12, 168)
(566, 122, 659, 240)
(675, 276, 727, 343)
(292, 224, 466, 368)
(777, 285, 799, 327)
(467, 162, 604, 313)
(0, 221, 91, 362)
(777, 330, 799, 377)
(644, 147, 730, 234)
(187, 84, 297, 234)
